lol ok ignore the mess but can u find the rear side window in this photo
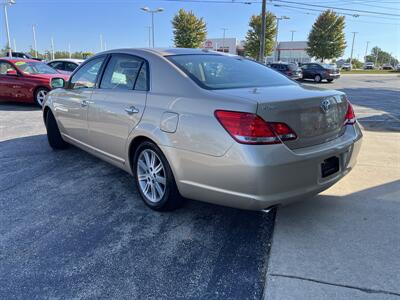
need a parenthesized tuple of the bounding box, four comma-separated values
(100, 54, 144, 90)
(0, 61, 16, 74)
(168, 54, 294, 90)
(49, 61, 64, 70)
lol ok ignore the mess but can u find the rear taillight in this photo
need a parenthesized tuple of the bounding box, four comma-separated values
(344, 102, 356, 125)
(214, 110, 297, 145)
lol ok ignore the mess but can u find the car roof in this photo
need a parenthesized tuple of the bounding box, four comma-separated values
(100, 48, 229, 57)
(0, 57, 39, 63)
(48, 58, 84, 63)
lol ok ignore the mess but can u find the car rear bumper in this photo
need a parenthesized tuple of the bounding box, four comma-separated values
(163, 123, 363, 210)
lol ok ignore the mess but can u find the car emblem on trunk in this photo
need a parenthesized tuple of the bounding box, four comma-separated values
(320, 99, 331, 113)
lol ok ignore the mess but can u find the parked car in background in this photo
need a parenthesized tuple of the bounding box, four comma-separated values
(364, 62, 375, 69)
(47, 59, 84, 73)
(381, 64, 394, 70)
(301, 63, 340, 82)
(10, 52, 43, 61)
(341, 63, 352, 71)
(43, 48, 362, 212)
(0, 58, 69, 106)
(267, 62, 302, 80)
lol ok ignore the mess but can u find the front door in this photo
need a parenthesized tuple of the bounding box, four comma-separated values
(55, 56, 107, 144)
(88, 54, 148, 162)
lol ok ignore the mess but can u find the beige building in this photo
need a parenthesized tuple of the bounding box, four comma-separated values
(266, 41, 312, 64)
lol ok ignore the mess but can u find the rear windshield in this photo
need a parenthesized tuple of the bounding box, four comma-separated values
(168, 54, 295, 90)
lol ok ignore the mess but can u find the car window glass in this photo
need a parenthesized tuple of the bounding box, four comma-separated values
(169, 55, 294, 90)
(0, 62, 16, 74)
(65, 62, 77, 72)
(49, 61, 64, 70)
(100, 55, 143, 90)
(70, 57, 105, 89)
(135, 63, 148, 91)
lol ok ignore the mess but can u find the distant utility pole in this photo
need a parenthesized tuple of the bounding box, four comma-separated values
(290, 30, 296, 41)
(51, 37, 55, 60)
(364, 41, 370, 62)
(221, 28, 228, 53)
(100, 34, 103, 52)
(374, 48, 379, 66)
(349, 32, 358, 67)
(146, 26, 151, 47)
(274, 16, 290, 61)
(13, 38, 16, 52)
(259, 0, 267, 62)
(32, 25, 38, 58)
(104, 41, 107, 51)
(68, 43, 71, 58)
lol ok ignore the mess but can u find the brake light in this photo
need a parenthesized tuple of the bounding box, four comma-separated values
(214, 110, 297, 145)
(344, 102, 356, 125)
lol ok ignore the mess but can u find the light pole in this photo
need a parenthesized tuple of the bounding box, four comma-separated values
(274, 16, 290, 61)
(364, 41, 370, 62)
(13, 38, 16, 51)
(349, 32, 358, 68)
(100, 34, 103, 52)
(221, 28, 228, 53)
(3, 0, 16, 57)
(51, 37, 55, 60)
(141, 7, 164, 48)
(32, 24, 38, 58)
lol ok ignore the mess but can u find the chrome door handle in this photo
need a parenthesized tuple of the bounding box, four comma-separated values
(81, 100, 89, 107)
(124, 106, 139, 114)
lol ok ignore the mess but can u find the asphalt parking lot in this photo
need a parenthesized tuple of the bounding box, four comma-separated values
(1, 74, 399, 299)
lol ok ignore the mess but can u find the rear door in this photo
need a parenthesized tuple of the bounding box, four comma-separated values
(55, 56, 107, 143)
(0, 61, 17, 100)
(88, 53, 148, 161)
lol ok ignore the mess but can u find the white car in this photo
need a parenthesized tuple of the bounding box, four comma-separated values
(363, 62, 375, 70)
(342, 63, 352, 71)
(47, 59, 84, 73)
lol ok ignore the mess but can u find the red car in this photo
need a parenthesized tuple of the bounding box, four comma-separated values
(0, 58, 70, 106)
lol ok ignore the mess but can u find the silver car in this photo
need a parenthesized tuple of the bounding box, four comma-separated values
(43, 48, 362, 211)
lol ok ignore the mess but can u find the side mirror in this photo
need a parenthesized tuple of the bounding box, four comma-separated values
(6, 69, 18, 76)
(51, 78, 65, 89)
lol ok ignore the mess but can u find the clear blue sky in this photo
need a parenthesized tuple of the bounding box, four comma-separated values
(2, 0, 399, 60)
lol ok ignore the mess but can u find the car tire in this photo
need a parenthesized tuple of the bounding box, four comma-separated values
(46, 110, 69, 150)
(133, 141, 184, 211)
(314, 74, 322, 83)
(35, 87, 49, 107)
(327, 79, 334, 82)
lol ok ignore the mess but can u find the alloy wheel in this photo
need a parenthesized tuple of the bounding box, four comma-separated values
(137, 149, 167, 203)
(36, 89, 48, 106)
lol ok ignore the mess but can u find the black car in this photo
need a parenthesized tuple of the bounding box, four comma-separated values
(301, 63, 340, 83)
(268, 62, 302, 79)
(10, 52, 43, 61)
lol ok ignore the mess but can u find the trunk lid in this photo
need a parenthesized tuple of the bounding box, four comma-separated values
(212, 84, 348, 149)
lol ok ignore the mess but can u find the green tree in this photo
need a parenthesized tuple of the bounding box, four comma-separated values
(244, 13, 276, 60)
(345, 58, 363, 69)
(172, 9, 207, 48)
(307, 10, 346, 62)
(365, 46, 398, 66)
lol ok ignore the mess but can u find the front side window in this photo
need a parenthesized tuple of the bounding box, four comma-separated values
(70, 57, 105, 89)
(15, 61, 58, 75)
(0, 62, 16, 74)
(100, 55, 144, 90)
(49, 61, 64, 71)
(168, 54, 294, 90)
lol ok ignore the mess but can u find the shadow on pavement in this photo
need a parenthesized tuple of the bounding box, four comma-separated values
(0, 134, 275, 300)
(265, 180, 400, 298)
(0, 102, 40, 111)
